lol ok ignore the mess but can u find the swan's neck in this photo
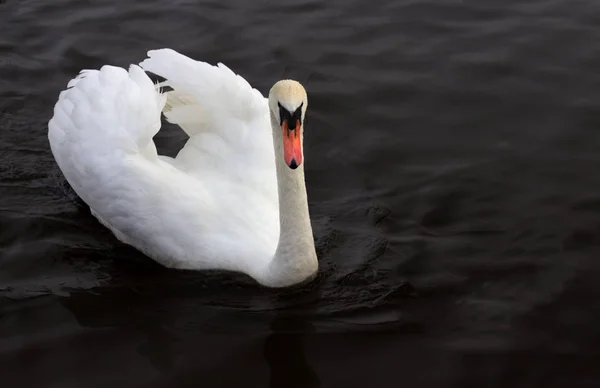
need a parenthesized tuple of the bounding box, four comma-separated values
(263, 115, 318, 287)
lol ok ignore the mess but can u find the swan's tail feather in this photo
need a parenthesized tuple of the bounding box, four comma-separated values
(139, 48, 266, 138)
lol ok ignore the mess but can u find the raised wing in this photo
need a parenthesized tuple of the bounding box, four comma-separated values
(139, 48, 276, 199)
(48, 64, 167, 202)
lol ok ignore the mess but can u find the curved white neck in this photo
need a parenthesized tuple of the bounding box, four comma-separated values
(262, 114, 318, 287)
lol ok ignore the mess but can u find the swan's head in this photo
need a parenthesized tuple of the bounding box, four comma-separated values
(268, 80, 308, 170)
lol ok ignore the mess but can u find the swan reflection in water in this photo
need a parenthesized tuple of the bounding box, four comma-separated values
(54, 270, 322, 387)
(264, 315, 321, 388)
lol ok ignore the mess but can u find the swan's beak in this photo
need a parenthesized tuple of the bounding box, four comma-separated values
(282, 119, 302, 169)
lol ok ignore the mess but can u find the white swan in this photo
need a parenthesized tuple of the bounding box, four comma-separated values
(48, 49, 318, 288)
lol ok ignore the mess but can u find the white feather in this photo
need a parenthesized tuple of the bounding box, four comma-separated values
(48, 54, 280, 277)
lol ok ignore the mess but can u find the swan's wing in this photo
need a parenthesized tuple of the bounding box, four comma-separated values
(48, 64, 279, 271)
(139, 48, 266, 137)
(49, 64, 166, 165)
(138, 49, 276, 197)
(48, 64, 168, 218)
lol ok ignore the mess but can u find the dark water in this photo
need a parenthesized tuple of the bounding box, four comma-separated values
(3, 0, 600, 386)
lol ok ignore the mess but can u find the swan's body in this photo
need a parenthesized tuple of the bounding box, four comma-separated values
(48, 49, 318, 287)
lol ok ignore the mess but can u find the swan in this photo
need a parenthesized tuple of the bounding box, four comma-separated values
(48, 49, 318, 288)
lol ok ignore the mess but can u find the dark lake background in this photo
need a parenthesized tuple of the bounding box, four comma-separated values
(3, 0, 600, 386)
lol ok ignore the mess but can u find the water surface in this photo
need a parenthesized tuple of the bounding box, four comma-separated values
(2, 0, 600, 386)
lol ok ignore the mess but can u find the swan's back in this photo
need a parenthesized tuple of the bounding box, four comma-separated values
(48, 59, 279, 276)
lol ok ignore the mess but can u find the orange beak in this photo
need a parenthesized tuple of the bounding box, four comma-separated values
(282, 119, 302, 169)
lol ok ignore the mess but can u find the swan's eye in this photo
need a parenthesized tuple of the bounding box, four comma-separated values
(278, 102, 291, 126)
(278, 102, 303, 130)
